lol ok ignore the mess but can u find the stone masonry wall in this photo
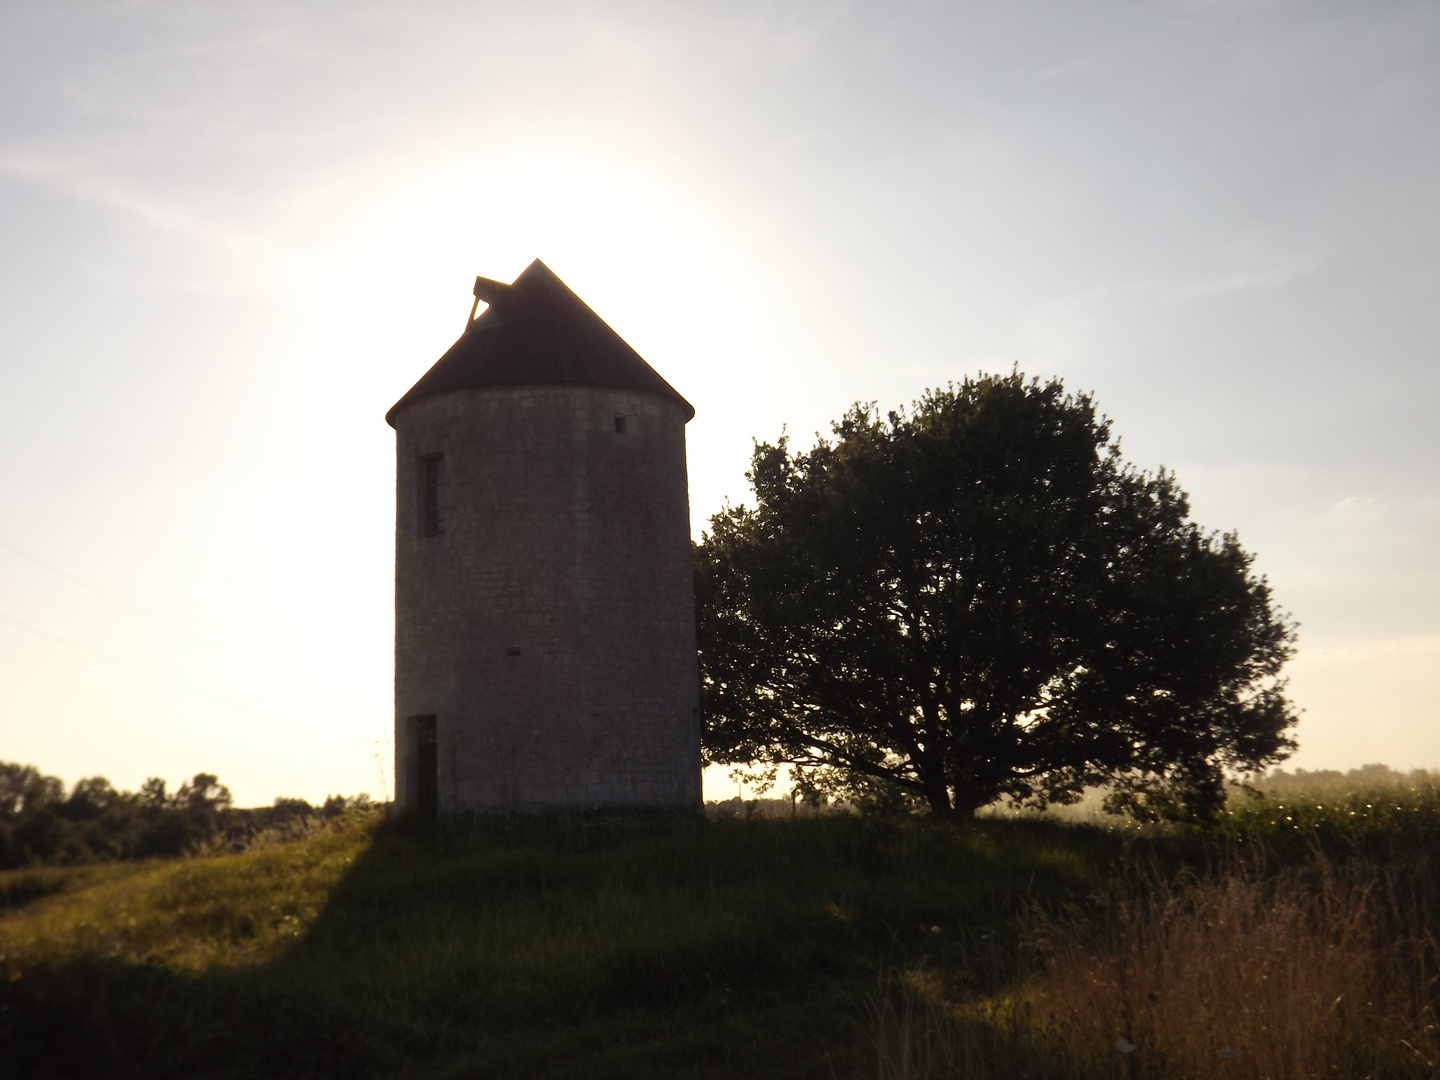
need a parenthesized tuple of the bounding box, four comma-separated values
(392, 384, 702, 812)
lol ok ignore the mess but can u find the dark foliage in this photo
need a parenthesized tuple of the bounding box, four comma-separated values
(0, 761, 367, 868)
(696, 373, 1297, 820)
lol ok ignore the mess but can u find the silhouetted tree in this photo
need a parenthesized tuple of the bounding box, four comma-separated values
(0, 763, 62, 818)
(177, 773, 231, 821)
(0, 764, 245, 866)
(140, 777, 170, 808)
(56, 777, 120, 821)
(696, 373, 1297, 821)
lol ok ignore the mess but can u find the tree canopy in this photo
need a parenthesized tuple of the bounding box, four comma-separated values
(0, 763, 369, 868)
(695, 373, 1297, 820)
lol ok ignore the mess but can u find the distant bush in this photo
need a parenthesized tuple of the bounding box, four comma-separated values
(0, 761, 374, 868)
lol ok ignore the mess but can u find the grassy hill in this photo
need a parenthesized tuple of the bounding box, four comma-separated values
(2, 783, 1438, 1079)
(0, 812, 1122, 1078)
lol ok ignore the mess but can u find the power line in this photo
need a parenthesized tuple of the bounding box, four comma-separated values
(0, 609, 394, 801)
(0, 538, 187, 635)
(0, 608, 266, 717)
(0, 536, 360, 697)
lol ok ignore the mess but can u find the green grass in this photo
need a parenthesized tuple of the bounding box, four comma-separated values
(0, 812, 1125, 1079)
(4, 781, 1437, 1079)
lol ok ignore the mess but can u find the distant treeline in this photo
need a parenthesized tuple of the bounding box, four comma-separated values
(0, 762, 372, 869)
(1257, 763, 1436, 794)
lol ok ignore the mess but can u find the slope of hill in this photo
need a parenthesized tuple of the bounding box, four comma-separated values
(0, 812, 1120, 1078)
(4, 783, 1437, 1079)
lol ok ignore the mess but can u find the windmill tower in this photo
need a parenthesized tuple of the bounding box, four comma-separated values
(386, 260, 702, 815)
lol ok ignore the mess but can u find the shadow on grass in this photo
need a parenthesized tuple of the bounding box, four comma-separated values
(0, 814, 1128, 1080)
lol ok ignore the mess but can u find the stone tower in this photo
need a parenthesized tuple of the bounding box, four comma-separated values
(386, 259, 702, 815)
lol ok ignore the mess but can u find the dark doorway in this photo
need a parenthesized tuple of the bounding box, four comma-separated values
(412, 715, 438, 819)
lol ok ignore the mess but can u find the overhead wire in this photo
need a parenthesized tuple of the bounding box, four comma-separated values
(0, 608, 266, 717)
(0, 536, 372, 705)
(0, 540, 392, 798)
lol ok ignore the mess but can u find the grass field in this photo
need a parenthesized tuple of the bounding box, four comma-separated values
(2, 779, 1437, 1079)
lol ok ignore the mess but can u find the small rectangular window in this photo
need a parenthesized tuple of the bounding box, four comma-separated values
(613, 415, 628, 434)
(419, 453, 445, 537)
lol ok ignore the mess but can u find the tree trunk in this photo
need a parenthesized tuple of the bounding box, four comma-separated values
(924, 791, 955, 815)
(948, 781, 984, 821)
(922, 772, 953, 815)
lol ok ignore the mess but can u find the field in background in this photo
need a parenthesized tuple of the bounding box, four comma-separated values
(976, 764, 1440, 826)
(1, 770, 1437, 1079)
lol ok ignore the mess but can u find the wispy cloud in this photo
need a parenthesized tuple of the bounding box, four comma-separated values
(0, 146, 267, 256)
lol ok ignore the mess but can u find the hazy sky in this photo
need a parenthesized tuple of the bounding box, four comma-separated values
(1, 1, 1436, 805)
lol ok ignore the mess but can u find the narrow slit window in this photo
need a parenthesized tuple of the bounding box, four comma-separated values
(411, 715, 438, 819)
(419, 453, 446, 537)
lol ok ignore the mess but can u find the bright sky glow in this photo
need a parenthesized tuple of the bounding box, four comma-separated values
(1, 1, 1437, 805)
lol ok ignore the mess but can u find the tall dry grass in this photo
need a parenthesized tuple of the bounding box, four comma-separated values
(873, 858, 1440, 1079)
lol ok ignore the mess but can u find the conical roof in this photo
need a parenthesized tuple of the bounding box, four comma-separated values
(386, 259, 694, 426)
